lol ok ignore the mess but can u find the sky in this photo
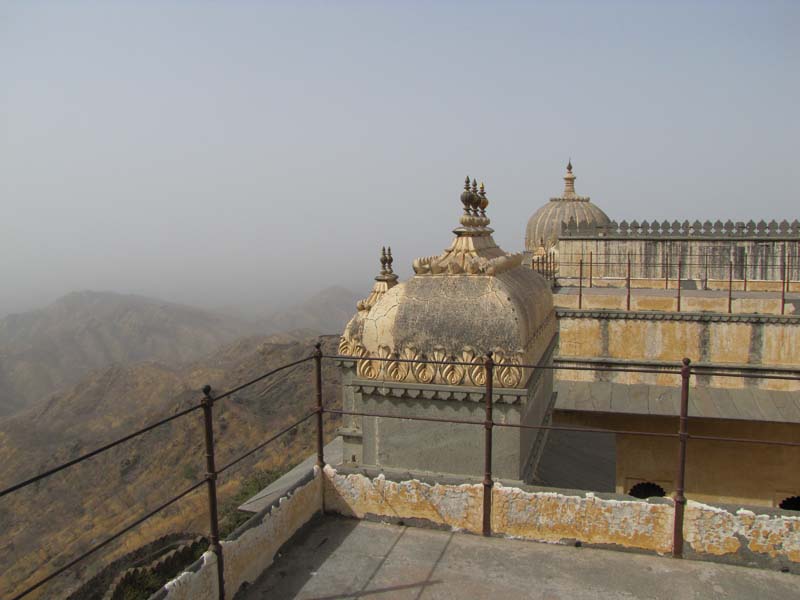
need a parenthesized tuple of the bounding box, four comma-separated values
(1, 1, 798, 317)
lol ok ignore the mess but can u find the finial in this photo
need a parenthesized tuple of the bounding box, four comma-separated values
(563, 159, 576, 197)
(386, 247, 394, 273)
(380, 247, 388, 273)
(471, 179, 479, 215)
(461, 175, 472, 214)
(567, 158, 572, 173)
(479, 181, 488, 216)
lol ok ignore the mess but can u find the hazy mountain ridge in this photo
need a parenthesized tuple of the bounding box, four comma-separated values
(0, 287, 360, 417)
(0, 333, 342, 599)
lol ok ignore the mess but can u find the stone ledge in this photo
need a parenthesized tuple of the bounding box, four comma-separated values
(556, 308, 800, 324)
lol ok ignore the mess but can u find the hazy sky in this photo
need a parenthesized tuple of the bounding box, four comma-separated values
(1, 1, 798, 317)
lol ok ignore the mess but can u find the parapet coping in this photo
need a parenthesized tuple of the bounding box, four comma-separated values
(350, 379, 528, 404)
(556, 308, 799, 324)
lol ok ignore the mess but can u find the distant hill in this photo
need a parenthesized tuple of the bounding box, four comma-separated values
(0, 291, 252, 416)
(257, 285, 360, 335)
(0, 333, 342, 599)
(0, 287, 360, 417)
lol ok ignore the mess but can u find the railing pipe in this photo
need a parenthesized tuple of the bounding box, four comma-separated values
(201, 386, 225, 600)
(781, 257, 787, 315)
(578, 258, 583, 309)
(314, 343, 325, 469)
(743, 252, 748, 292)
(482, 352, 494, 537)
(728, 262, 733, 313)
(672, 358, 691, 559)
(626, 255, 631, 311)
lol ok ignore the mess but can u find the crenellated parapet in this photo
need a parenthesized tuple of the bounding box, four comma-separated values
(560, 217, 800, 239)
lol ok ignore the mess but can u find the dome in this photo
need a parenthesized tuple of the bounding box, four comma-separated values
(525, 161, 611, 253)
(340, 178, 555, 389)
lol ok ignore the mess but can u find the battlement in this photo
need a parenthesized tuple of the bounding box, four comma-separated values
(560, 218, 800, 239)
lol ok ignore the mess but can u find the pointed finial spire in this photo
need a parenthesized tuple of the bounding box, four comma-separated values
(479, 181, 488, 217)
(471, 178, 479, 215)
(380, 246, 388, 274)
(563, 159, 576, 197)
(461, 175, 472, 214)
(386, 247, 394, 273)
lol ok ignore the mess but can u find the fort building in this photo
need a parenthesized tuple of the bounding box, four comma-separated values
(336, 179, 557, 483)
(525, 162, 800, 509)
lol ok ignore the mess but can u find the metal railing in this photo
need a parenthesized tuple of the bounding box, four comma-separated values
(3, 347, 800, 599)
(534, 253, 797, 314)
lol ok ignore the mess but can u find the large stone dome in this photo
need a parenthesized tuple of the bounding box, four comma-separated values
(525, 161, 611, 253)
(340, 178, 555, 389)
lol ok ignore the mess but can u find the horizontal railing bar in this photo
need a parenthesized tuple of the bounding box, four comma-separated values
(325, 354, 800, 380)
(327, 408, 483, 427)
(686, 434, 800, 448)
(330, 408, 678, 439)
(212, 356, 315, 402)
(0, 404, 202, 499)
(217, 409, 318, 474)
(322, 354, 682, 375)
(10, 479, 206, 600)
(334, 408, 800, 447)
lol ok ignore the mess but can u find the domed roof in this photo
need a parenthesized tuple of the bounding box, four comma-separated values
(340, 178, 555, 389)
(525, 161, 611, 252)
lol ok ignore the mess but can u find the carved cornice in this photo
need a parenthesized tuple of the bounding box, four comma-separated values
(351, 382, 527, 405)
(338, 309, 558, 388)
(556, 308, 799, 325)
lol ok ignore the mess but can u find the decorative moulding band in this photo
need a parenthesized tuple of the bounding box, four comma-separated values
(555, 308, 799, 325)
(351, 381, 527, 405)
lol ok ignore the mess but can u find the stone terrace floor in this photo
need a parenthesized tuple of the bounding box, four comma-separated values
(239, 516, 798, 600)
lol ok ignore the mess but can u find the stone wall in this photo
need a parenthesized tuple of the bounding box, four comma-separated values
(323, 467, 800, 572)
(153, 467, 323, 600)
(556, 310, 800, 391)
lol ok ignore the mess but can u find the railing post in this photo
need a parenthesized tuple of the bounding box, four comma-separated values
(201, 386, 225, 600)
(672, 358, 691, 559)
(665, 254, 670, 290)
(781, 256, 787, 315)
(728, 261, 733, 313)
(589, 251, 593, 288)
(677, 259, 682, 312)
(482, 352, 494, 537)
(626, 255, 631, 311)
(703, 252, 709, 291)
(314, 343, 325, 469)
(743, 252, 748, 292)
(578, 258, 583, 309)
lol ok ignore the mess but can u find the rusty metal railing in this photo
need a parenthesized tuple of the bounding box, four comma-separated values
(3, 346, 800, 598)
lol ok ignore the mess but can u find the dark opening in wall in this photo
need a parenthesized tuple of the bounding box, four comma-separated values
(779, 496, 800, 511)
(629, 482, 666, 499)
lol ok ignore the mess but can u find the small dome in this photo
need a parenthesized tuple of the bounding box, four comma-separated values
(525, 161, 611, 252)
(340, 178, 554, 388)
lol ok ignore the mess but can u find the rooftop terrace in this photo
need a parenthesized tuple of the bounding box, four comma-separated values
(238, 515, 798, 600)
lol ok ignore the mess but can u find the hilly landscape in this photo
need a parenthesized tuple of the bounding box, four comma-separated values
(0, 287, 360, 417)
(0, 333, 344, 599)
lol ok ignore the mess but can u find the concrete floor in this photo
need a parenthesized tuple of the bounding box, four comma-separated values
(238, 516, 799, 600)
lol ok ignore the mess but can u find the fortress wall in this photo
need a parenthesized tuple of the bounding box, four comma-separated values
(156, 467, 323, 600)
(557, 237, 800, 283)
(556, 311, 800, 391)
(554, 290, 789, 315)
(324, 467, 800, 571)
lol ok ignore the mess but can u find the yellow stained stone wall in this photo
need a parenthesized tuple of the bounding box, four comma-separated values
(686, 501, 800, 563)
(323, 468, 800, 566)
(556, 314, 800, 391)
(554, 289, 789, 315)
